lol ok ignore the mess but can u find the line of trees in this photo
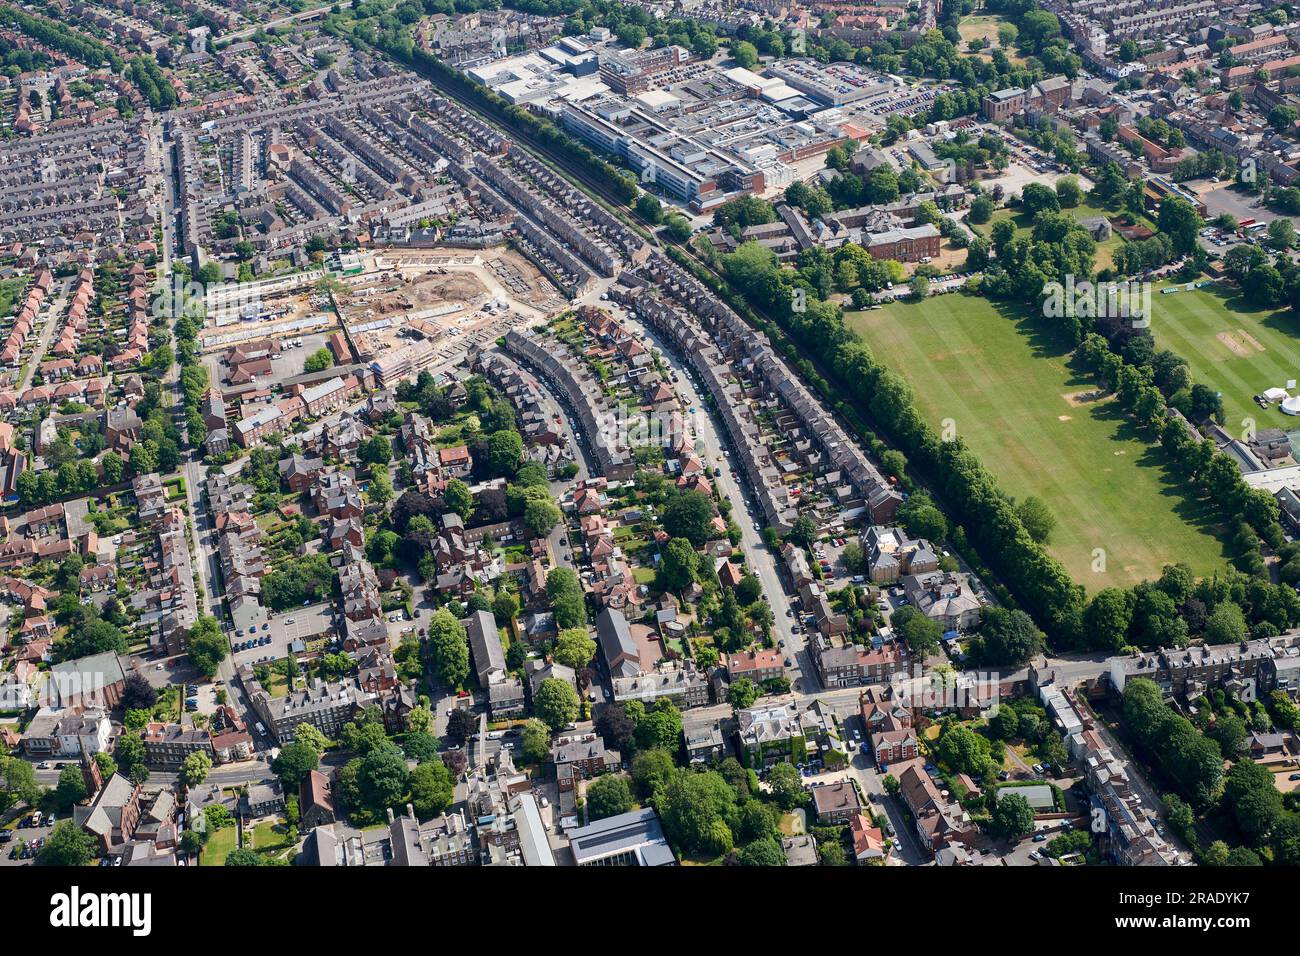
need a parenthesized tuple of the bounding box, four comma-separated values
(977, 197, 1300, 645)
(679, 238, 1087, 646)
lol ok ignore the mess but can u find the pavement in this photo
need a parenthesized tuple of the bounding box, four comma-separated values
(0, 820, 55, 867)
(228, 601, 336, 668)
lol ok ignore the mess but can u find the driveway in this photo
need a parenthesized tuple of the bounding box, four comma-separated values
(844, 752, 930, 866)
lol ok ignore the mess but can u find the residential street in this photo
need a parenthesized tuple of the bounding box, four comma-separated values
(613, 308, 807, 685)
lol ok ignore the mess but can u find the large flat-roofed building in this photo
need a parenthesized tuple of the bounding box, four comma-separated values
(560, 98, 767, 209)
(764, 58, 893, 107)
(597, 45, 683, 95)
(567, 807, 675, 866)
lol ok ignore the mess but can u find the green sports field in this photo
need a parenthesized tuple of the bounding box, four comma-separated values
(1148, 282, 1300, 431)
(846, 293, 1233, 588)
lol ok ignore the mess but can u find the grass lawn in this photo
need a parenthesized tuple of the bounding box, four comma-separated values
(971, 199, 1139, 273)
(251, 820, 295, 861)
(200, 825, 238, 866)
(957, 14, 1026, 65)
(1148, 281, 1300, 431)
(778, 809, 807, 836)
(264, 668, 292, 698)
(846, 294, 1233, 588)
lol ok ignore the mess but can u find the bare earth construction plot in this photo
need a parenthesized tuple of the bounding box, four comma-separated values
(846, 294, 1232, 588)
(1149, 283, 1300, 432)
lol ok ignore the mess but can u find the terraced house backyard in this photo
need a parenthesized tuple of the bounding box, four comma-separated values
(846, 293, 1233, 588)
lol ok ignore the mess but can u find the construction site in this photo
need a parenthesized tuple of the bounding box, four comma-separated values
(337, 247, 567, 360)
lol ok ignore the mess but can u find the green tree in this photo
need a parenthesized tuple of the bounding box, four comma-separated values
(819, 840, 848, 866)
(726, 677, 760, 712)
(554, 628, 597, 670)
(1015, 496, 1057, 545)
(180, 750, 212, 786)
(547, 567, 587, 629)
(1205, 601, 1247, 645)
(535, 678, 580, 731)
(304, 348, 334, 373)
(1157, 196, 1202, 257)
(367, 471, 393, 506)
(732, 40, 758, 68)
(633, 700, 683, 752)
(656, 537, 699, 593)
(656, 768, 737, 855)
(486, 429, 524, 478)
(663, 215, 692, 243)
(358, 435, 391, 466)
(0, 756, 40, 804)
(1083, 588, 1135, 651)
(767, 761, 804, 810)
(54, 764, 88, 810)
(521, 718, 551, 764)
(187, 615, 228, 678)
(293, 722, 329, 755)
(892, 605, 942, 658)
(738, 836, 786, 866)
(976, 607, 1043, 667)
(38, 820, 97, 866)
(1222, 759, 1283, 843)
(1055, 176, 1083, 208)
(990, 792, 1035, 840)
(523, 498, 562, 537)
(443, 479, 473, 521)
(937, 724, 996, 778)
(630, 748, 676, 799)
(427, 610, 470, 688)
(357, 741, 409, 812)
(586, 774, 634, 820)
(662, 491, 715, 546)
(968, 194, 995, 224)
(272, 740, 320, 788)
(408, 761, 455, 818)
(788, 515, 817, 549)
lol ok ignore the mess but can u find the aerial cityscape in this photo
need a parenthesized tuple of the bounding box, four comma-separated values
(0, 0, 1295, 895)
